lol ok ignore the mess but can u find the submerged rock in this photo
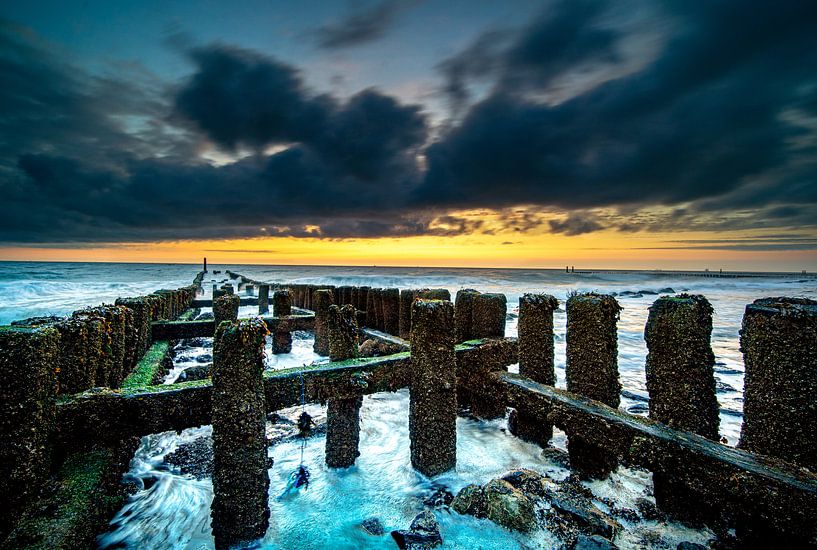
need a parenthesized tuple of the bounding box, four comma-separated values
(549, 491, 620, 540)
(391, 510, 442, 549)
(500, 468, 554, 498)
(451, 484, 486, 517)
(575, 533, 618, 549)
(422, 486, 454, 508)
(483, 479, 537, 532)
(361, 517, 385, 536)
(175, 363, 211, 382)
(164, 436, 213, 479)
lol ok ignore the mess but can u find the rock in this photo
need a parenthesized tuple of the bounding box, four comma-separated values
(196, 312, 214, 320)
(391, 510, 442, 549)
(549, 491, 621, 539)
(500, 468, 554, 498)
(164, 436, 213, 479)
(483, 479, 537, 532)
(361, 517, 385, 536)
(423, 486, 454, 508)
(574, 534, 618, 549)
(677, 543, 707, 550)
(176, 363, 211, 382)
(451, 484, 486, 517)
(359, 338, 404, 357)
(635, 498, 662, 521)
(611, 507, 639, 523)
(195, 353, 213, 363)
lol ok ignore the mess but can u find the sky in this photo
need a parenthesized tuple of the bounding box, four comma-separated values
(0, 0, 815, 270)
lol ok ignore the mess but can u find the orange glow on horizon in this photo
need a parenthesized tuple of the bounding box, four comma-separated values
(1, 227, 815, 272)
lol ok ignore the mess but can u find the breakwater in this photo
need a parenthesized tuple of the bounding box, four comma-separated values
(0, 265, 815, 548)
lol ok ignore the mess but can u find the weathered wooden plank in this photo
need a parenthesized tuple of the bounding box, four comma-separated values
(54, 339, 512, 448)
(150, 314, 316, 341)
(497, 372, 817, 543)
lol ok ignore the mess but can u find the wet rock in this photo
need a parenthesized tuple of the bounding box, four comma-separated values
(500, 468, 554, 498)
(574, 534, 618, 550)
(391, 510, 442, 549)
(715, 380, 736, 393)
(359, 338, 404, 357)
(195, 353, 212, 363)
(677, 542, 707, 550)
(610, 507, 639, 523)
(164, 436, 214, 479)
(451, 484, 486, 517)
(541, 446, 571, 468)
(483, 479, 537, 532)
(549, 490, 621, 539)
(635, 498, 662, 521)
(176, 363, 211, 382)
(423, 486, 454, 508)
(626, 403, 649, 415)
(196, 312, 214, 321)
(362, 517, 385, 536)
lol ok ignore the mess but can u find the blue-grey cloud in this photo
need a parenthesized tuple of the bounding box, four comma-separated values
(313, 0, 419, 49)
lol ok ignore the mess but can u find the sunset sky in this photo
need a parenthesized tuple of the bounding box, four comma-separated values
(1, 1, 815, 270)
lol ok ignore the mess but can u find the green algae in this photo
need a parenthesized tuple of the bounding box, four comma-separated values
(121, 341, 169, 389)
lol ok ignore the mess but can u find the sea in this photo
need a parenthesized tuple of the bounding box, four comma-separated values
(1, 261, 814, 549)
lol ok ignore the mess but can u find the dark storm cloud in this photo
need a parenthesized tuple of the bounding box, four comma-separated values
(2, 1, 817, 245)
(313, 0, 419, 49)
(548, 213, 605, 236)
(420, 1, 817, 217)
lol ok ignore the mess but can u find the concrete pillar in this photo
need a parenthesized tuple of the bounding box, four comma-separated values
(472, 293, 507, 338)
(211, 319, 270, 548)
(454, 289, 480, 342)
(410, 299, 457, 476)
(381, 288, 400, 335)
(565, 293, 621, 479)
(0, 327, 58, 540)
(739, 298, 817, 471)
(214, 294, 240, 328)
(326, 304, 363, 468)
(313, 289, 334, 356)
(644, 295, 720, 520)
(258, 284, 270, 315)
(272, 290, 293, 354)
(510, 294, 558, 446)
(399, 289, 417, 339)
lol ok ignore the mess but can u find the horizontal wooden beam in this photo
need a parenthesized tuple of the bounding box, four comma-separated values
(55, 339, 515, 449)
(150, 314, 315, 341)
(496, 372, 817, 542)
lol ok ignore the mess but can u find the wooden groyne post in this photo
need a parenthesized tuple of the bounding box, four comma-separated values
(565, 293, 621, 478)
(410, 299, 457, 476)
(325, 304, 363, 468)
(210, 319, 270, 548)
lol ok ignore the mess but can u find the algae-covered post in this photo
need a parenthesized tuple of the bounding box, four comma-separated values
(739, 298, 817, 471)
(313, 289, 334, 356)
(272, 290, 293, 354)
(410, 299, 457, 477)
(510, 293, 558, 446)
(565, 293, 621, 479)
(211, 318, 270, 549)
(258, 284, 270, 315)
(213, 294, 239, 327)
(326, 304, 363, 468)
(0, 326, 59, 540)
(372, 288, 384, 331)
(381, 287, 400, 335)
(471, 293, 507, 339)
(644, 294, 719, 520)
(454, 289, 480, 343)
